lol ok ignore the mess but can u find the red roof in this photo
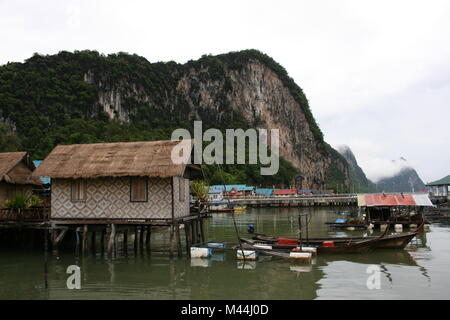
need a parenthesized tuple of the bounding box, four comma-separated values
(360, 194, 416, 206)
(273, 189, 297, 195)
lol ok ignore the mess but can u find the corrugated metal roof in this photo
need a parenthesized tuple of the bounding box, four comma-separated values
(412, 194, 434, 206)
(255, 188, 273, 195)
(210, 185, 250, 192)
(33, 160, 51, 185)
(357, 193, 434, 207)
(427, 175, 450, 186)
(273, 189, 297, 195)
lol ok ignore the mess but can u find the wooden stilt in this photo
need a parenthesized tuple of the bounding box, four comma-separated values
(51, 228, 67, 255)
(199, 219, 205, 243)
(82, 225, 88, 255)
(91, 231, 96, 254)
(175, 222, 182, 257)
(139, 225, 144, 254)
(145, 226, 151, 252)
(123, 229, 128, 255)
(75, 229, 81, 255)
(44, 228, 48, 289)
(195, 220, 200, 244)
(134, 226, 138, 253)
(191, 221, 197, 245)
(185, 222, 192, 257)
(169, 224, 175, 258)
(100, 229, 105, 255)
(51, 230, 58, 255)
(107, 224, 116, 257)
(113, 225, 117, 257)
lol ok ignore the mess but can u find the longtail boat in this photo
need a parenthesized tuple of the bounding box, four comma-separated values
(240, 230, 388, 254)
(251, 221, 423, 250)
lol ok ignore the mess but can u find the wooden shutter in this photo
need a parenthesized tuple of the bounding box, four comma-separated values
(131, 177, 148, 202)
(71, 180, 85, 201)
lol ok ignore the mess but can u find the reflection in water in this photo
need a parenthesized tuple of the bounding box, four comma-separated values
(1, 207, 449, 299)
(379, 264, 393, 287)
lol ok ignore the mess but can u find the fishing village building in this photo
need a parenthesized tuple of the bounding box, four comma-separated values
(357, 193, 434, 228)
(0, 152, 42, 207)
(426, 175, 450, 201)
(32, 139, 204, 256)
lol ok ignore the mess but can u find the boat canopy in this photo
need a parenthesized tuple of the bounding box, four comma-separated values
(357, 193, 434, 207)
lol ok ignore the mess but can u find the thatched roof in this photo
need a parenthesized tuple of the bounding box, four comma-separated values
(33, 140, 203, 179)
(0, 152, 42, 185)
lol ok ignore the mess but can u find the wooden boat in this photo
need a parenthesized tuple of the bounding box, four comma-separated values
(208, 208, 234, 213)
(240, 233, 383, 254)
(252, 222, 423, 250)
(325, 223, 369, 230)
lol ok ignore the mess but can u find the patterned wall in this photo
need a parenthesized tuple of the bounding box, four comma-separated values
(173, 176, 190, 218)
(51, 177, 189, 220)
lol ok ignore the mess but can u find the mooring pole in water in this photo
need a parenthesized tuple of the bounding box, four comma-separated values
(231, 210, 246, 263)
(44, 225, 48, 289)
(306, 209, 311, 244)
(298, 214, 303, 250)
(185, 222, 191, 257)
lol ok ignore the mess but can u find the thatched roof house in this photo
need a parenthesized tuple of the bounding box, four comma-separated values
(0, 152, 42, 206)
(33, 140, 203, 220)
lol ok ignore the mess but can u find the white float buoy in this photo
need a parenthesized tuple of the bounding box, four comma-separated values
(424, 224, 431, 231)
(290, 265, 312, 273)
(367, 223, 374, 230)
(190, 247, 212, 258)
(296, 246, 317, 255)
(395, 224, 403, 231)
(380, 224, 388, 232)
(409, 224, 418, 229)
(191, 258, 212, 267)
(254, 244, 272, 250)
(237, 250, 258, 261)
(207, 242, 225, 249)
(289, 252, 312, 263)
(346, 227, 356, 231)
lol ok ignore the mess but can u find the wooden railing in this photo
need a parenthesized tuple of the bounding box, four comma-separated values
(0, 207, 50, 222)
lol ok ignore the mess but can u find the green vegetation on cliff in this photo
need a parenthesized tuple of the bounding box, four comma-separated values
(0, 50, 331, 187)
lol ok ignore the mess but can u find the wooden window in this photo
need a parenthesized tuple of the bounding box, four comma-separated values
(71, 180, 86, 202)
(179, 178, 185, 201)
(130, 177, 148, 202)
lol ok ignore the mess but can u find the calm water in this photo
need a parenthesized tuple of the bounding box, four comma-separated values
(1, 207, 449, 300)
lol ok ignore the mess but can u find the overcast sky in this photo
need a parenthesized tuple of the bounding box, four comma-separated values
(1, 0, 449, 183)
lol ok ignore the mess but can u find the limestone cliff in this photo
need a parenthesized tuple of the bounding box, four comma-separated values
(0, 49, 350, 188)
(88, 51, 349, 188)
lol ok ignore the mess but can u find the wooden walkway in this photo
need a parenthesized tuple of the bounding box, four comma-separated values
(0, 207, 207, 258)
(230, 194, 357, 207)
